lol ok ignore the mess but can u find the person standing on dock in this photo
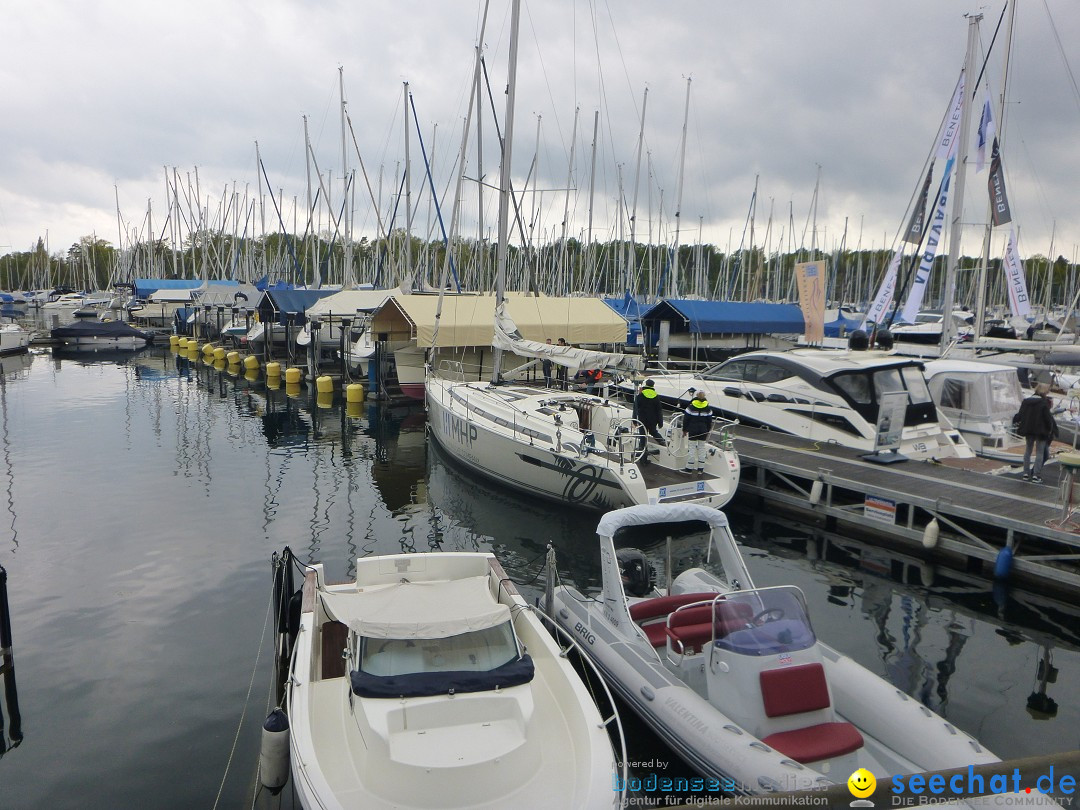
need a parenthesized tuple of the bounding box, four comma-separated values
(1016, 382, 1057, 483)
(634, 379, 665, 445)
(682, 391, 714, 472)
(555, 338, 569, 389)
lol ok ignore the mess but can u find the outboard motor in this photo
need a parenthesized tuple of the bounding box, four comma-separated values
(616, 548, 655, 597)
(847, 329, 870, 351)
(874, 329, 894, 350)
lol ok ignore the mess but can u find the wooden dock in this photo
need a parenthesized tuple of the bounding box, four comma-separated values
(729, 426, 1080, 597)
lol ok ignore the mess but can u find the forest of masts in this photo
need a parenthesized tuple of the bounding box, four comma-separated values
(2, 229, 1076, 319)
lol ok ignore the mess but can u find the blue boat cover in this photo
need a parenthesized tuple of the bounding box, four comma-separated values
(824, 312, 863, 337)
(603, 295, 649, 344)
(642, 299, 805, 334)
(349, 654, 535, 698)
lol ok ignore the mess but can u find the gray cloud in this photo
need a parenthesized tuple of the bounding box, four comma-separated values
(2, 0, 1077, 268)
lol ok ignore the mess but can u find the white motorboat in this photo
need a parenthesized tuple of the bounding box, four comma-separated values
(41, 292, 87, 310)
(890, 310, 975, 346)
(427, 374, 741, 511)
(623, 347, 974, 461)
(287, 551, 622, 810)
(923, 359, 1028, 460)
(550, 503, 1041, 802)
(0, 322, 30, 356)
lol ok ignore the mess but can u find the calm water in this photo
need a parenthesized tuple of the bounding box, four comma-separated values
(0, 347, 1077, 809)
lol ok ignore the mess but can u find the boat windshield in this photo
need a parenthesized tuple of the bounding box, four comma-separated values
(359, 620, 519, 678)
(713, 586, 816, 656)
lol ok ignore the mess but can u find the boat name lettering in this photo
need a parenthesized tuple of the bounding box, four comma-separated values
(443, 412, 477, 446)
(663, 696, 709, 735)
(573, 621, 596, 646)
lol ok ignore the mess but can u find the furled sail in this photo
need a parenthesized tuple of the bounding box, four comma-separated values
(492, 303, 640, 373)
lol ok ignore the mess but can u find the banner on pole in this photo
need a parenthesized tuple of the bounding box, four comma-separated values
(795, 261, 826, 344)
(900, 158, 954, 324)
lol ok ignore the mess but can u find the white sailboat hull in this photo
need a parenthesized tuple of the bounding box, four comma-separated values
(426, 376, 740, 511)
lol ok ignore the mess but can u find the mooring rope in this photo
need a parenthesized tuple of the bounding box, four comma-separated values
(212, 585, 276, 810)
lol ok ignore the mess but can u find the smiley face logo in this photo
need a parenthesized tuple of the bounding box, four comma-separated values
(848, 768, 876, 799)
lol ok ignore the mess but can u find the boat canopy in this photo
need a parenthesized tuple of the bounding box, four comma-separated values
(51, 320, 150, 339)
(597, 503, 729, 538)
(321, 576, 511, 639)
(493, 303, 640, 373)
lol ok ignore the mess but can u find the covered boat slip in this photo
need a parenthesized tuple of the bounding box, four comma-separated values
(730, 424, 1080, 594)
(371, 292, 628, 350)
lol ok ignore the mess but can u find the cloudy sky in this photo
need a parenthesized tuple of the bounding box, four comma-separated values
(2, 0, 1079, 266)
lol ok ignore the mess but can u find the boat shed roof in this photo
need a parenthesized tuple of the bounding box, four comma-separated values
(306, 289, 394, 319)
(255, 289, 337, 322)
(133, 278, 206, 299)
(642, 299, 805, 335)
(371, 293, 628, 349)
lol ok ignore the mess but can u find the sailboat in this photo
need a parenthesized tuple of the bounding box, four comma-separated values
(424, 0, 740, 512)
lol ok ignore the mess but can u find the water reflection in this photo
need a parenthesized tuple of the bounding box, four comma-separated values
(0, 348, 1076, 810)
(0, 357, 30, 554)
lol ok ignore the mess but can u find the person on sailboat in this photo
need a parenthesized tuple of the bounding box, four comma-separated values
(682, 392, 714, 473)
(580, 367, 603, 395)
(542, 338, 554, 387)
(1016, 382, 1057, 483)
(634, 379, 665, 445)
(556, 338, 569, 389)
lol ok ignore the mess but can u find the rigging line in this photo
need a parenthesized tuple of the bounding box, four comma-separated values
(521, 2, 568, 158)
(1041, 0, 1080, 116)
(211, 585, 275, 810)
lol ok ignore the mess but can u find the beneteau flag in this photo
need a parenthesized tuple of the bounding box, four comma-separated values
(904, 163, 934, 245)
(900, 157, 955, 325)
(988, 138, 1012, 226)
(795, 262, 826, 343)
(862, 249, 903, 330)
(1003, 228, 1031, 318)
(976, 97, 995, 172)
(936, 74, 965, 161)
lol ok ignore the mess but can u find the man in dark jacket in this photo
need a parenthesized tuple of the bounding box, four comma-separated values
(634, 379, 665, 444)
(1016, 382, 1056, 483)
(681, 390, 714, 472)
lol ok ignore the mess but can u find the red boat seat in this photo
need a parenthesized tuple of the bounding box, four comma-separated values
(629, 593, 715, 623)
(631, 595, 753, 651)
(758, 663, 864, 763)
(761, 722, 864, 764)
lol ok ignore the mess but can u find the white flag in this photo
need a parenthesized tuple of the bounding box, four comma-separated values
(1003, 229, 1031, 318)
(936, 74, 966, 161)
(901, 157, 955, 324)
(862, 249, 903, 330)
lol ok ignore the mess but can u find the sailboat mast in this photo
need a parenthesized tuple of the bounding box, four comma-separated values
(940, 13, 982, 353)
(975, 1, 1017, 339)
(627, 87, 648, 295)
(404, 81, 414, 289)
(490, 0, 522, 384)
(669, 77, 692, 298)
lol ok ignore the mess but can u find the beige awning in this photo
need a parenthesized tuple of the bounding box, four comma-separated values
(321, 576, 511, 639)
(371, 293, 628, 349)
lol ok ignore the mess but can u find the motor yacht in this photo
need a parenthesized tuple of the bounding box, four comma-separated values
(622, 347, 974, 461)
